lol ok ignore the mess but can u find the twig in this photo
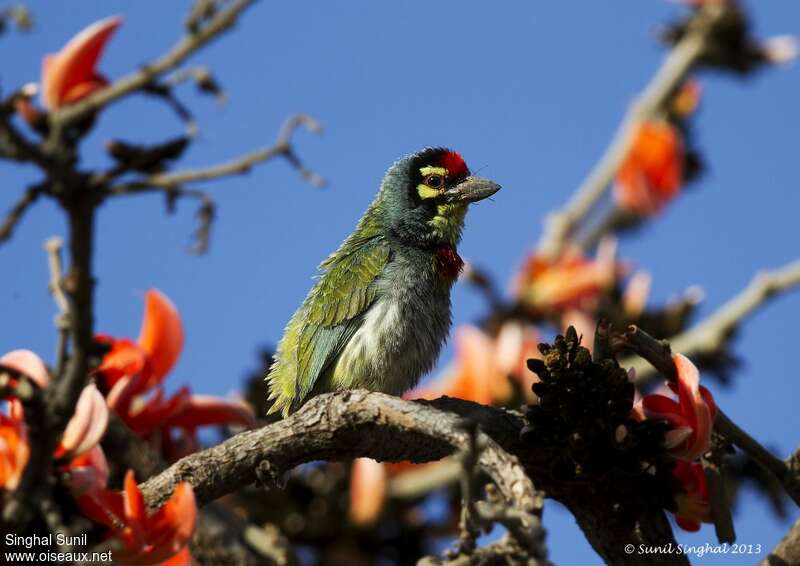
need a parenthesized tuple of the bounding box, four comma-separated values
(701, 433, 736, 544)
(164, 66, 227, 104)
(762, 518, 800, 566)
(625, 260, 800, 384)
(614, 325, 800, 508)
(45, 0, 256, 144)
(714, 412, 800, 507)
(0, 184, 45, 243)
(536, 3, 727, 258)
(0, 96, 55, 169)
(109, 114, 325, 192)
(447, 421, 548, 562)
(44, 237, 71, 377)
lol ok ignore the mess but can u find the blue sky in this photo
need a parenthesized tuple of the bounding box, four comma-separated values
(1, 1, 798, 564)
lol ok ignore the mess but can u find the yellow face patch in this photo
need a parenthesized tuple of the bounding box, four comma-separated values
(420, 166, 447, 177)
(416, 166, 449, 200)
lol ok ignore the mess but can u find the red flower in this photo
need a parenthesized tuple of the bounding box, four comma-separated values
(0, 350, 108, 478)
(513, 239, 619, 313)
(0, 411, 28, 491)
(41, 16, 121, 110)
(672, 461, 711, 532)
(63, 444, 109, 497)
(96, 290, 255, 459)
(632, 354, 717, 461)
(78, 470, 196, 565)
(614, 121, 684, 216)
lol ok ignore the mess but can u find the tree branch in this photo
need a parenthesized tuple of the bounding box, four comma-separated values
(140, 392, 540, 514)
(139, 391, 692, 565)
(108, 114, 324, 193)
(615, 325, 800, 508)
(536, 3, 727, 258)
(625, 260, 800, 384)
(45, 0, 256, 144)
(763, 518, 800, 566)
(3, 193, 98, 527)
(0, 184, 45, 243)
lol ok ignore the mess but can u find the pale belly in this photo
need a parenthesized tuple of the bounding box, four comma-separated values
(327, 278, 452, 395)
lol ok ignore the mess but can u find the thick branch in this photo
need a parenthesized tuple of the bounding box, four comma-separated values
(2, 197, 97, 526)
(140, 391, 539, 515)
(537, 3, 726, 258)
(141, 391, 690, 565)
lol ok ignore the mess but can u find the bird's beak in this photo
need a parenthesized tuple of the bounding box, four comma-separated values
(442, 176, 501, 204)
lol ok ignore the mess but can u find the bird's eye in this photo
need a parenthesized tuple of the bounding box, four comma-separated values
(425, 174, 444, 189)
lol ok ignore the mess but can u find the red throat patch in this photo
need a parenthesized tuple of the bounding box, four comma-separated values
(436, 245, 464, 279)
(439, 151, 469, 179)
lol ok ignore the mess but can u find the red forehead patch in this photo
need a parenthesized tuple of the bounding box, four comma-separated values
(439, 151, 469, 179)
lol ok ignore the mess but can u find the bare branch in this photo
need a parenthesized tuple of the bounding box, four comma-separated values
(761, 518, 800, 566)
(3, 194, 97, 527)
(445, 421, 547, 563)
(109, 114, 325, 193)
(44, 237, 71, 377)
(701, 434, 736, 544)
(625, 260, 800, 383)
(140, 392, 540, 515)
(164, 66, 227, 104)
(0, 184, 45, 243)
(45, 0, 256, 143)
(537, 3, 728, 258)
(139, 391, 692, 565)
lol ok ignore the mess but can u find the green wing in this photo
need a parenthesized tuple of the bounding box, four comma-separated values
(267, 234, 390, 416)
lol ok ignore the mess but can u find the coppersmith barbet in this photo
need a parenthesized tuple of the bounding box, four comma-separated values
(266, 147, 500, 416)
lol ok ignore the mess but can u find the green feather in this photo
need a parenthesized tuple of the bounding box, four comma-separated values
(267, 205, 390, 416)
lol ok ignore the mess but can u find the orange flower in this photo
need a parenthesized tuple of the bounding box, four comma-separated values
(64, 444, 109, 497)
(513, 239, 619, 313)
(614, 121, 683, 216)
(96, 290, 254, 458)
(78, 470, 196, 565)
(672, 461, 711, 532)
(0, 411, 28, 491)
(41, 16, 121, 110)
(671, 80, 703, 119)
(632, 354, 717, 461)
(98, 290, 184, 395)
(1, 349, 108, 461)
(349, 458, 388, 525)
(622, 271, 652, 318)
(410, 322, 541, 406)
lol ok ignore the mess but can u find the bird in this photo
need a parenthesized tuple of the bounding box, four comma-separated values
(266, 147, 501, 416)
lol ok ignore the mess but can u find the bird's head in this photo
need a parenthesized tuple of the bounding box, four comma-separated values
(376, 147, 500, 248)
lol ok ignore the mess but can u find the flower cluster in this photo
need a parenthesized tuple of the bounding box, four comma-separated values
(1, 290, 255, 564)
(632, 353, 718, 530)
(95, 290, 255, 461)
(519, 328, 718, 530)
(613, 80, 703, 217)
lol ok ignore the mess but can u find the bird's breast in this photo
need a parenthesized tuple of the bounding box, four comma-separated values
(332, 253, 453, 395)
